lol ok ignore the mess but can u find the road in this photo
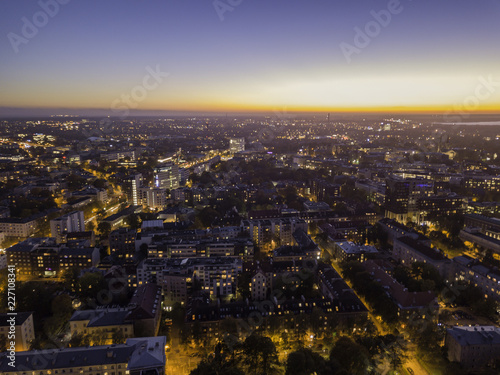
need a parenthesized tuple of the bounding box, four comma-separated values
(321, 244, 388, 335)
(405, 357, 429, 375)
(84, 202, 121, 224)
(321, 244, 430, 375)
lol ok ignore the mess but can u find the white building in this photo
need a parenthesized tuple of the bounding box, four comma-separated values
(50, 211, 85, 243)
(139, 187, 166, 210)
(0, 312, 35, 351)
(154, 162, 179, 190)
(333, 241, 378, 262)
(250, 270, 268, 301)
(125, 174, 143, 206)
(0, 218, 38, 238)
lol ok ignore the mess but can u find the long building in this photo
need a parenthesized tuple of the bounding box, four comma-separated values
(145, 237, 254, 261)
(451, 255, 500, 301)
(459, 227, 500, 255)
(332, 241, 378, 263)
(364, 260, 438, 317)
(0, 336, 166, 375)
(70, 284, 162, 340)
(6, 238, 100, 277)
(378, 218, 430, 246)
(393, 236, 450, 277)
(464, 214, 500, 233)
(446, 326, 500, 370)
(0, 217, 38, 238)
(137, 257, 242, 301)
(240, 218, 308, 247)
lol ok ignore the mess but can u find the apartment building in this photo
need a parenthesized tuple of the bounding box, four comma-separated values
(0, 336, 166, 375)
(446, 326, 500, 369)
(0, 312, 35, 351)
(393, 236, 450, 277)
(50, 211, 85, 243)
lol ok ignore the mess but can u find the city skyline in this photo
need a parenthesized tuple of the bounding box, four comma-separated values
(1, 0, 500, 116)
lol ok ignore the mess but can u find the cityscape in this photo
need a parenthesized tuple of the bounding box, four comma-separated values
(1, 1, 500, 375)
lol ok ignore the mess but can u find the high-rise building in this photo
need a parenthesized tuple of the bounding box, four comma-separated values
(50, 211, 85, 243)
(385, 175, 433, 223)
(139, 187, 166, 210)
(229, 137, 245, 154)
(125, 173, 143, 205)
(154, 163, 179, 190)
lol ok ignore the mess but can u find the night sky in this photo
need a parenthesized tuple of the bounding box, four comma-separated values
(1, 0, 499, 115)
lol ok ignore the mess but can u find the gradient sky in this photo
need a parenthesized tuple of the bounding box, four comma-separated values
(1, 0, 500, 115)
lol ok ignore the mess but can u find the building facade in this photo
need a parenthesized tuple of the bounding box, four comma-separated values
(446, 326, 500, 370)
(0, 312, 35, 351)
(0, 336, 166, 375)
(50, 211, 85, 243)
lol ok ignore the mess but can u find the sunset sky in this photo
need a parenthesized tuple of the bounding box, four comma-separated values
(1, 0, 500, 116)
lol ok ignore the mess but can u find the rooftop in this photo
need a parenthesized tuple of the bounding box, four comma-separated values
(447, 326, 500, 347)
(396, 236, 449, 261)
(0, 337, 166, 372)
(0, 312, 33, 326)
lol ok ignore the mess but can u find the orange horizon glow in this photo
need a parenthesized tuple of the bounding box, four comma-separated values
(8, 103, 500, 116)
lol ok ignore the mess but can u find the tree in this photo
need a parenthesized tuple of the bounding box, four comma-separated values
(0, 335, 6, 352)
(190, 340, 244, 375)
(411, 262, 443, 289)
(93, 178, 107, 189)
(42, 294, 74, 336)
(77, 272, 106, 301)
(66, 174, 86, 191)
(52, 294, 73, 319)
(127, 214, 140, 229)
(340, 261, 398, 323)
(69, 333, 88, 347)
(87, 221, 96, 232)
(286, 348, 332, 375)
(61, 267, 80, 291)
(112, 328, 126, 344)
(97, 221, 112, 237)
(241, 334, 280, 375)
(384, 341, 408, 372)
(91, 331, 107, 346)
(15, 282, 55, 319)
(237, 273, 251, 300)
(329, 337, 370, 375)
(196, 207, 220, 228)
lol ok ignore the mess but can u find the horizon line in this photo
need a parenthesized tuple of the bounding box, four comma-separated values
(1, 106, 500, 119)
